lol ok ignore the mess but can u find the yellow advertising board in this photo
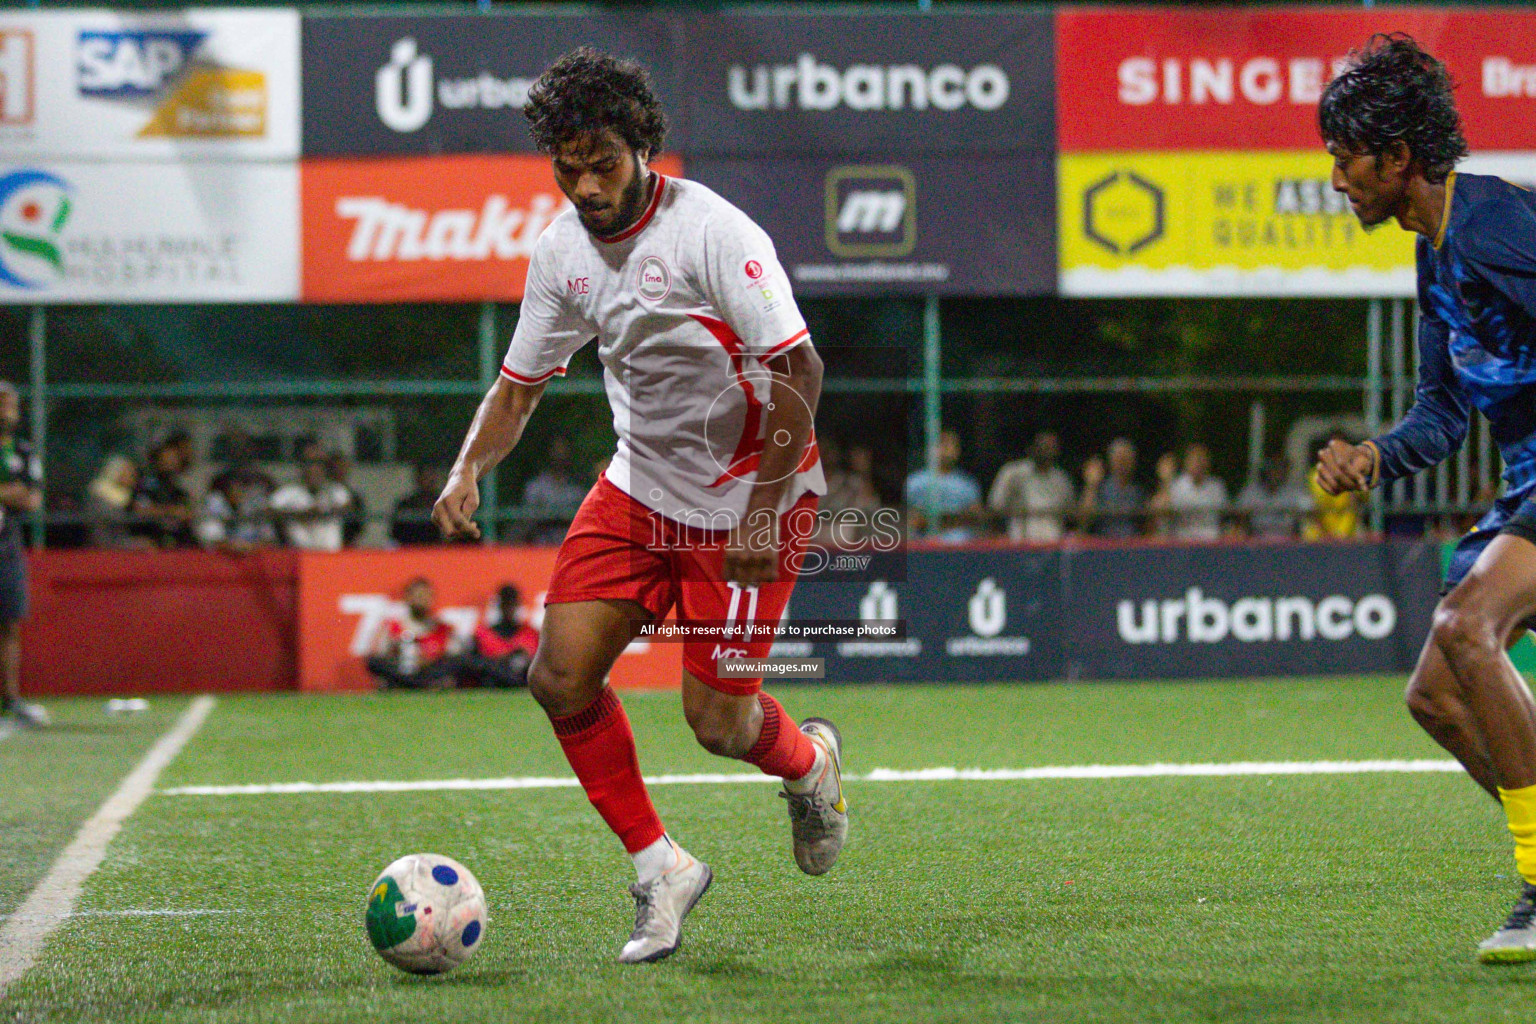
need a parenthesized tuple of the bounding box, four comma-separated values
(1058, 151, 1417, 297)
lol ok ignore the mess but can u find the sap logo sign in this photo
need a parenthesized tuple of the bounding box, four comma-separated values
(1117, 588, 1396, 645)
(77, 30, 204, 98)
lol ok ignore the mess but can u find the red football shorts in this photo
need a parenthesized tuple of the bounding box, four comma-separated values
(545, 475, 819, 694)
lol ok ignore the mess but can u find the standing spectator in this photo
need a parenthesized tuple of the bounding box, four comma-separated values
(85, 454, 145, 549)
(392, 463, 449, 547)
(327, 452, 367, 547)
(0, 383, 46, 727)
(988, 430, 1075, 542)
(367, 577, 463, 690)
(270, 457, 352, 552)
(1238, 455, 1310, 539)
(523, 437, 588, 545)
(1167, 443, 1230, 541)
(904, 429, 984, 544)
(1080, 437, 1147, 538)
(462, 583, 539, 688)
(132, 436, 196, 548)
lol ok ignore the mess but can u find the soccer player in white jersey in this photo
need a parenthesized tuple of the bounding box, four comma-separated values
(433, 48, 849, 964)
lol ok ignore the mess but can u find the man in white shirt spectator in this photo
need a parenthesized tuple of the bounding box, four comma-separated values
(1167, 443, 1229, 541)
(989, 431, 1075, 542)
(270, 457, 352, 552)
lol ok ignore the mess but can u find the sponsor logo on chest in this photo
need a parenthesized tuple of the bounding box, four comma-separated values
(637, 255, 671, 302)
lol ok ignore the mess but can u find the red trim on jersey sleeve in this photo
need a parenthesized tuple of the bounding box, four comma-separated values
(763, 328, 810, 357)
(595, 174, 668, 245)
(500, 364, 567, 385)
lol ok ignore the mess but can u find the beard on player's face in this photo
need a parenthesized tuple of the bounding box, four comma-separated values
(553, 134, 651, 238)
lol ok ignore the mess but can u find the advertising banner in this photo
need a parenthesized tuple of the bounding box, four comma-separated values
(1057, 7, 1536, 152)
(302, 12, 678, 157)
(0, 161, 298, 303)
(1058, 150, 1417, 297)
(690, 155, 1056, 296)
(301, 153, 682, 303)
(1061, 539, 1440, 680)
(0, 8, 299, 160)
(682, 12, 1054, 157)
(296, 548, 679, 693)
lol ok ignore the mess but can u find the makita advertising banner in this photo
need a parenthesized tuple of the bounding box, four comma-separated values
(300, 153, 681, 303)
(681, 11, 1054, 157)
(301, 12, 678, 157)
(0, 8, 299, 160)
(1060, 540, 1440, 680)
(690, 155, 1055, 296)
(0, 162, 298, 303)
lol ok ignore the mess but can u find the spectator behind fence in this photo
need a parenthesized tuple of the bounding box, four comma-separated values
(367, 577, 463, 691)
(989, 430, 1074, 542)
(1304, 432, 1364, 540)
(85, 455, 146, 549)
(270, 457, 352, 552)
(461, 583, 539, 689)
(905, 429, 984, 544)
(821, 441, 881, 545)
(328, 452, 366, 547)
(132, 434, 195, 548)
(1167, 443, 1229, 541)
(1238, 455, 1310, 539)
(196, 470, 276, 550)
(392, 463, 449, 546)
(1080, 437, 1146, 538)
(523, 437, 588, 545)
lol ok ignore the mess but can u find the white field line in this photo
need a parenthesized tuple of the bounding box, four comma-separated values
(0, 909, 234, 921)
(0, 695, 216, 998)
(159, 758, 1464, 798)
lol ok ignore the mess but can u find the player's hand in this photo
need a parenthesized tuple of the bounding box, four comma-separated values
(433, 470, 482, 541)
(1315, 439, 1375, 496)
(724, 511, 779, 586)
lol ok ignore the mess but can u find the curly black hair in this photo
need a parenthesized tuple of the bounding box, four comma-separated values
(523, 47, 667, 158)
(1318, 34, 1467, 184)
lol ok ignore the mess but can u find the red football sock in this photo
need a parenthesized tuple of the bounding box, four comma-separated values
(550, 687, 666, 854)
(742, 693, 817, 780)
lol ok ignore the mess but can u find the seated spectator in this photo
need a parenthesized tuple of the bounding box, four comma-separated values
(392, 463, 448, 547)
(821, 442, 881, 545)
(196, 470, 276, 550)
(328, 452, 366, 547)
(1167, 443, 1229, 541)
(367, 577, 463, 690)
(1238, 455, 1310, 539)
(1080, 437, 1147, 538)
(460, 584, 539, 689)
(904, 429, 984, 544)
(85, 455, 147, 549)
(270, 457, 352, 552)
(1304, 432, 1365, 540)
(523, 437, 589, 545)
(132, 436, 196, 548)
(989, 430, 1074, 542)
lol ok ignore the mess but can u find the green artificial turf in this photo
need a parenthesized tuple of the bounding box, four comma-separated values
(5, 679, 1534, 1024)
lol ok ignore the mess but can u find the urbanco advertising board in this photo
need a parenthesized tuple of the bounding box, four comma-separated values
(0, 162, 298, 303)
(302, 12, 679, 157)
(0, 8, 299, 160)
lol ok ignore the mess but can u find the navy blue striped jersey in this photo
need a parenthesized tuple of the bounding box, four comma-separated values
(1372, 172, 1536, 496)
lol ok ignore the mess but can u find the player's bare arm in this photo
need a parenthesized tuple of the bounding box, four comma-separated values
(1313, 438, 1376, 496)
(434, 378, 547, 541)
(726, 342, 823, 586)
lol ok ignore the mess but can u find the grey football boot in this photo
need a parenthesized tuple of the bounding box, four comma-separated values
(781, 718, 849, 875)
(618, 853, 713, 964)
(1478, 882, 1536, 964)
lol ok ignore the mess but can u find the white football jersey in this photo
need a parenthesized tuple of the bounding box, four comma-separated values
(503, 174, 826, 525)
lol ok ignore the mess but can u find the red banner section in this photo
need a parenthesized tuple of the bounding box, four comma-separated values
(1057, 7, 1536, 151)
(295, 547, 679, 693)
(300, 153, 684, 302)
(20, 549, 299, 696)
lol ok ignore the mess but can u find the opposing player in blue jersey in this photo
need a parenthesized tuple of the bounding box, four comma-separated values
(1314, 34, 1536, 963)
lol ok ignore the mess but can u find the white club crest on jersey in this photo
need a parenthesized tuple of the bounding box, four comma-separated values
(637, 256, 671, 302)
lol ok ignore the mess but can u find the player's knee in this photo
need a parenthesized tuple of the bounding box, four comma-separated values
(684, 703, 752, 759)
(1431, 600, 1499, 663)
(526, 654, 598, 718)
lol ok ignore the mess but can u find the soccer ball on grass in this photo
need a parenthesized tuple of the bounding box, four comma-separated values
(365, 853, 488, 975)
